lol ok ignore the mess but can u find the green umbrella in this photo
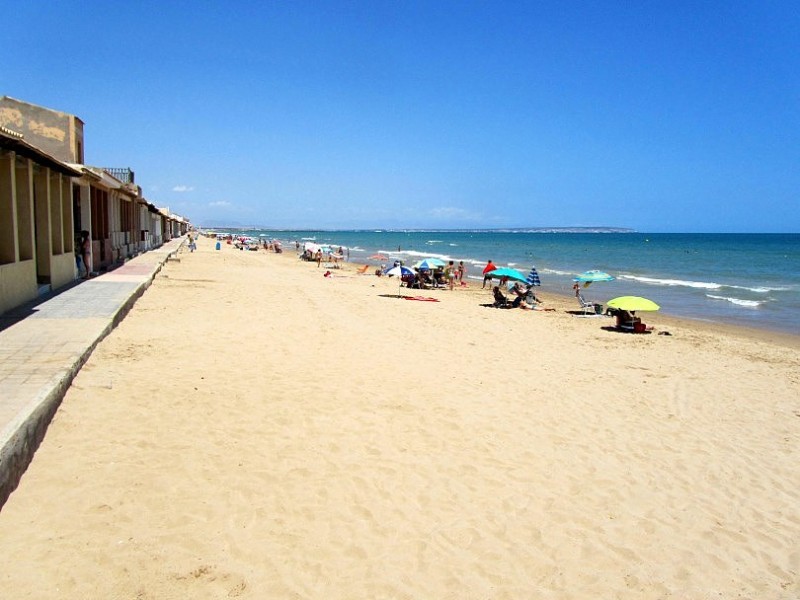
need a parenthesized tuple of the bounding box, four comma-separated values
(606, 296, 660, 312)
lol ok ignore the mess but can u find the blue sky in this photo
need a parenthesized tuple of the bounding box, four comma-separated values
(3, 1, 798, 232)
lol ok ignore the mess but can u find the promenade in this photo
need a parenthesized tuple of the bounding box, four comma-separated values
(0, 237, 185, 508)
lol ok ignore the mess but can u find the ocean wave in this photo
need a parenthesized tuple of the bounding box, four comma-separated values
(401, 250, 452, 260)
(706, 294, 764, 307)
(618, 275, 791, 294)
(726, 284, 791, 293)
(619, 275, 722, 290)
(542, 268, 574, 276)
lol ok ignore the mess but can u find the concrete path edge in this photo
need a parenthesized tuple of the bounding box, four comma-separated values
(0, 240, 183, 510)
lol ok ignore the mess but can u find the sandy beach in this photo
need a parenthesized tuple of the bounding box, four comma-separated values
(0, 235, 798, 599)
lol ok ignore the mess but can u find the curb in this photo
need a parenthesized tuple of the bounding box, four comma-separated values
(0, 239, 184, 511)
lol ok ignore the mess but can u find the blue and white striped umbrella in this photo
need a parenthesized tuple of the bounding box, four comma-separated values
(413, 258, 446, 270)
(384, 264, 415, 296)
(526, 266, 541, 287)
(384, 265, 414, 278)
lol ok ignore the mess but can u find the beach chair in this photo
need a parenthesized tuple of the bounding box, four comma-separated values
(356, 264, 370, 274)
(577, 292, 600, 315)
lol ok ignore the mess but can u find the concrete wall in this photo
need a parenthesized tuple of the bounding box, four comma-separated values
(0, 97, 82, 164)
(0, 260, 37, 315)
(50, 253, 77, 291)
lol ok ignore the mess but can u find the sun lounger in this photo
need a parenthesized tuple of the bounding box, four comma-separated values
(577, 292, 601, 315)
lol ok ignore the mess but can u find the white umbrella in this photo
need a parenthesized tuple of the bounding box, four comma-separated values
(384, 264, 415, 297)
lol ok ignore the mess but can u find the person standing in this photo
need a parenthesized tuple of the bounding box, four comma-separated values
(445, 260, 456, 290)
(458, 260, 466, 285)
(80, 230, 91, 280)
(482, 260, 496, 289)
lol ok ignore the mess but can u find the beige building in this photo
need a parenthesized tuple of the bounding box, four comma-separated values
(0, 126, 81, 314)
(0, 96, 191, 316)
(0, 96, 145, 275)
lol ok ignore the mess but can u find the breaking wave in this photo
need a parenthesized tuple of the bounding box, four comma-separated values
(706, 295, 764, 308)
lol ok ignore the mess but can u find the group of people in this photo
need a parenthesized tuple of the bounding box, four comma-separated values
(435, 260, 467, 290)
(301, 245, 346, 267)
(261, 239, 283, 253)
(492, 282, 543, 310)
(400, 260, 467, 291)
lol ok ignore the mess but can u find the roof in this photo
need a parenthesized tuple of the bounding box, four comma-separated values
(64, 165, 138, 197)
(65, 163, 102, 181)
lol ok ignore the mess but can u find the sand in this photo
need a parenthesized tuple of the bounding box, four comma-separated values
(0, 236, 798, 599)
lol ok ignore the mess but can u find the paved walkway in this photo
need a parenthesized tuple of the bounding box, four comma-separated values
(0, 237, 185, 508)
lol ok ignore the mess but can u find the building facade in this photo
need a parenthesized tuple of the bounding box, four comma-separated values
(0, 97, 190, 316)
(0, 126, 82, 314)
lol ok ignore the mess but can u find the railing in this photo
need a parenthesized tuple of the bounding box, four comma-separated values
(102, 167, 135, 184)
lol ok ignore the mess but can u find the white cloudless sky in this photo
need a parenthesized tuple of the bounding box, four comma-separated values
(3, 1, 798, 232)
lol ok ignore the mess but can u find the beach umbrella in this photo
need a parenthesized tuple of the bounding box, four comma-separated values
(486, 267, 528, 283)
(526, 266, 541, 287)
(368, 253, 388, 260)
(574, 270, 615, 287)
(413, 258, 446, 270)
(384, 264, 415, 297)
(606, 296, 660, 312)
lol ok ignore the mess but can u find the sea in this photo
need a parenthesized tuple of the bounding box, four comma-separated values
(219, 229, 800, 335)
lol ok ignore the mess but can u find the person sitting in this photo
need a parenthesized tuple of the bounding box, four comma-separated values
(433, 268, 446, 287)
(493, 286, 510, 308)
(510, 282, 527, 308)
(525, 287, 543, 308)
(614, 309, 641, 331)
(408, 272, 429, 289)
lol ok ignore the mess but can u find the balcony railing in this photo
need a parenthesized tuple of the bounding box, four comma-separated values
(103, 167, 135, 184)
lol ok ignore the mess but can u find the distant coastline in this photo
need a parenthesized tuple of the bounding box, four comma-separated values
(200, 226, 637, 234)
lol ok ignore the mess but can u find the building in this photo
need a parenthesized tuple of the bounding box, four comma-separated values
(0, 125, 82, 314)
(0, 96, 191, 316)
